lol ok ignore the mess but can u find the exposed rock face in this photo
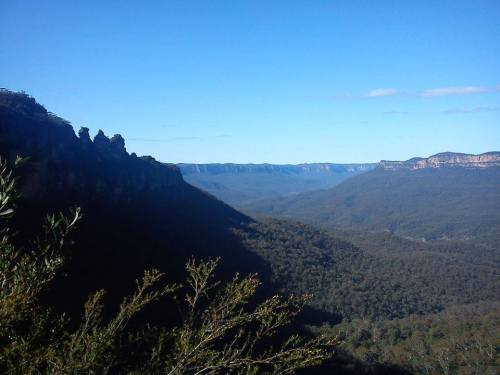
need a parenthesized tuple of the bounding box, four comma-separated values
(93, 129, 111, 150)
(0, 89, 183, 198)
(78, 127, 92, 145)
(380, 152, 500, 170)
(110, 134, 126, 154)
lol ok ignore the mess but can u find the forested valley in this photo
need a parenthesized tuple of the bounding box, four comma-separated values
(0, 90, 498, 374)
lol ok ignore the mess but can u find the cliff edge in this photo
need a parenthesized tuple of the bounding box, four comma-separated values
(380, 152, 500, 170)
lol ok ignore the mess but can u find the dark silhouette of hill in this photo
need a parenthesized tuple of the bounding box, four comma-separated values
(178, 162, 375, 206)
(244, 162, 500, 242)
(0, 89, 273, 318)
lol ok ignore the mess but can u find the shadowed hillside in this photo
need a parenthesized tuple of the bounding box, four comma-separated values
(0, 89, 273, 317)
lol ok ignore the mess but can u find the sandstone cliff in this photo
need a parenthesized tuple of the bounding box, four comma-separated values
(179, 163, 375, 175)
(380, 152, 500, 170)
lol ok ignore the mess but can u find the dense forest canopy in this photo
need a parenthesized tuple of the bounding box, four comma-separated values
(235, 219, 499, 320)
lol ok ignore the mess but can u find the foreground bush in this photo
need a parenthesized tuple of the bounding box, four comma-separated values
(0, 158, 337, 374)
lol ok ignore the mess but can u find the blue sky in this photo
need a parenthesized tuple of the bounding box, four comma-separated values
(1, 1, 499, 163)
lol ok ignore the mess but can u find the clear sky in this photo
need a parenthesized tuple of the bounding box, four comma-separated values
(1, 1, 499, 163)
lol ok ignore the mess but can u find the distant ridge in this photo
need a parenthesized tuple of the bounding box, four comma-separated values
(178, 162, 375, 206)
(179, 163, 375, 174)
(244, 152, 500, 241)
(380, 151, 500, 170)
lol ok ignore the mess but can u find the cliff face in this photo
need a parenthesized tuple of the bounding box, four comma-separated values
(380, 152, 500, 170)
(0, 89, 183, 198)
(178, 163, 376, 207)
(179, 163, 375, 175)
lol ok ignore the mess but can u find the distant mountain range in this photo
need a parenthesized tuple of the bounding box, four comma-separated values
(244, 153, 500, 242)
(179, 152, 500, 208)
(178, 162, 375, 206)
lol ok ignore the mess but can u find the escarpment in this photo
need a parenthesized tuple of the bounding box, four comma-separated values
(0, 89, 262, 318)
(380, 152, 500, 170)
(0, 89, 183, 199)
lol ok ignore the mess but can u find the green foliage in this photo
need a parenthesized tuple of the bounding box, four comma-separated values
(0, 159, 336, 374)
(148, 258, 336, 375)
(0, 159, 81, 372)
(236, 219, 500, 320)
(317, 303, 500, 374)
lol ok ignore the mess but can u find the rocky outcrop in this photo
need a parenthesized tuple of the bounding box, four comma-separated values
(380, 152, 500, 170)
(94, 129, 111, 150)
(0, 89, 183, 198)
(110, 134, 126, 155)
(78, 127, 92, 145)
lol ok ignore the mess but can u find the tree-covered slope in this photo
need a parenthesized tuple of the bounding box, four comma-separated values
(235, 219, 500, 320)
(319, 302, 500, 374)
(244, 166, 500, 241)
